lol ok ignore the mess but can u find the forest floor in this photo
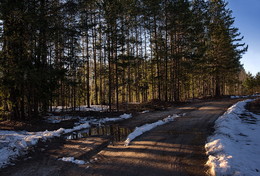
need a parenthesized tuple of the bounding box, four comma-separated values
(246, 98, 260, 114)
(0, 98, 255, 176)
(0, 111, 124, 132)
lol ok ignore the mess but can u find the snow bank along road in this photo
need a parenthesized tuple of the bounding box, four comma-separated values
(206, 99, 260, 175)
(0, 98, 240, 176)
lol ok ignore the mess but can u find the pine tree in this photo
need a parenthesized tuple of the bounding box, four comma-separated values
(0, 0, 248, 120)
(207, 0, 247, 97)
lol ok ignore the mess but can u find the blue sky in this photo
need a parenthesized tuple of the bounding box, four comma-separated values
(227, 0, 260, 76)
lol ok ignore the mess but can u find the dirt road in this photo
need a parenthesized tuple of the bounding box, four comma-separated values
(0, 98, 240, 176)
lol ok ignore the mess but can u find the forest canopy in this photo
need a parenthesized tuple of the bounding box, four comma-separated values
(0, 0, 248, 120)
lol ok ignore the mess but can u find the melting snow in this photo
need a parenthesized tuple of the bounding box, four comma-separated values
(230, 94, 259, 99)
(59, 157, 86, 165)
(0, 113, 132, 168)
(45, 113, 132, 124)
(124, 114, 181, 146)
(44, 115, 76, 124)
(205, 99, 260, 176)
(51, 105, 109, 112)
(141, 110, 150, 114)
(98, 113, 132, 123)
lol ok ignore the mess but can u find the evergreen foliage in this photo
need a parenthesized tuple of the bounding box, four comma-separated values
(0, 0, 248, 120)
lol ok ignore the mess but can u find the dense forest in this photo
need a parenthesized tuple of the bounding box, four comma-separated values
(0, 0, 251, 120)
(243, 72, 260, 94)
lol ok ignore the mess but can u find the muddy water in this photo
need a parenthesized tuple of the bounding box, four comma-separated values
(65, 125, 133, 142)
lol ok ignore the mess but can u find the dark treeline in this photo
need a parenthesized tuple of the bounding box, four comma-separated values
(243, 72, 260, 94)
(0, 0, 248, 120)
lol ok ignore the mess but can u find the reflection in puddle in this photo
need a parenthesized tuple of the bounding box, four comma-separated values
(65, 125, 132, 142)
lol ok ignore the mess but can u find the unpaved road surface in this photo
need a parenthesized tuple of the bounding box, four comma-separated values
(0, 99, 240, 176)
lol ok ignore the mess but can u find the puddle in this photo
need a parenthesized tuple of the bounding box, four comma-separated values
(65, 125, 133, 142)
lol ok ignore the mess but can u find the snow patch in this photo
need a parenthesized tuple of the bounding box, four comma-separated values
(99, 113, 132, 123)
(0, 113, 132, 168)
(44, 115, 76, 124)
(63, 122, 90, 134)
(124, 114, 181, 146)
(0, 128, 67, 168)
(205, 99, 260, 176)
(45, 113, 132, 124)
(59, 157, 86, 165)
(141, 110, 150, 114)
(230, 95, 252, 99)
(50, 105, 109, 112)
